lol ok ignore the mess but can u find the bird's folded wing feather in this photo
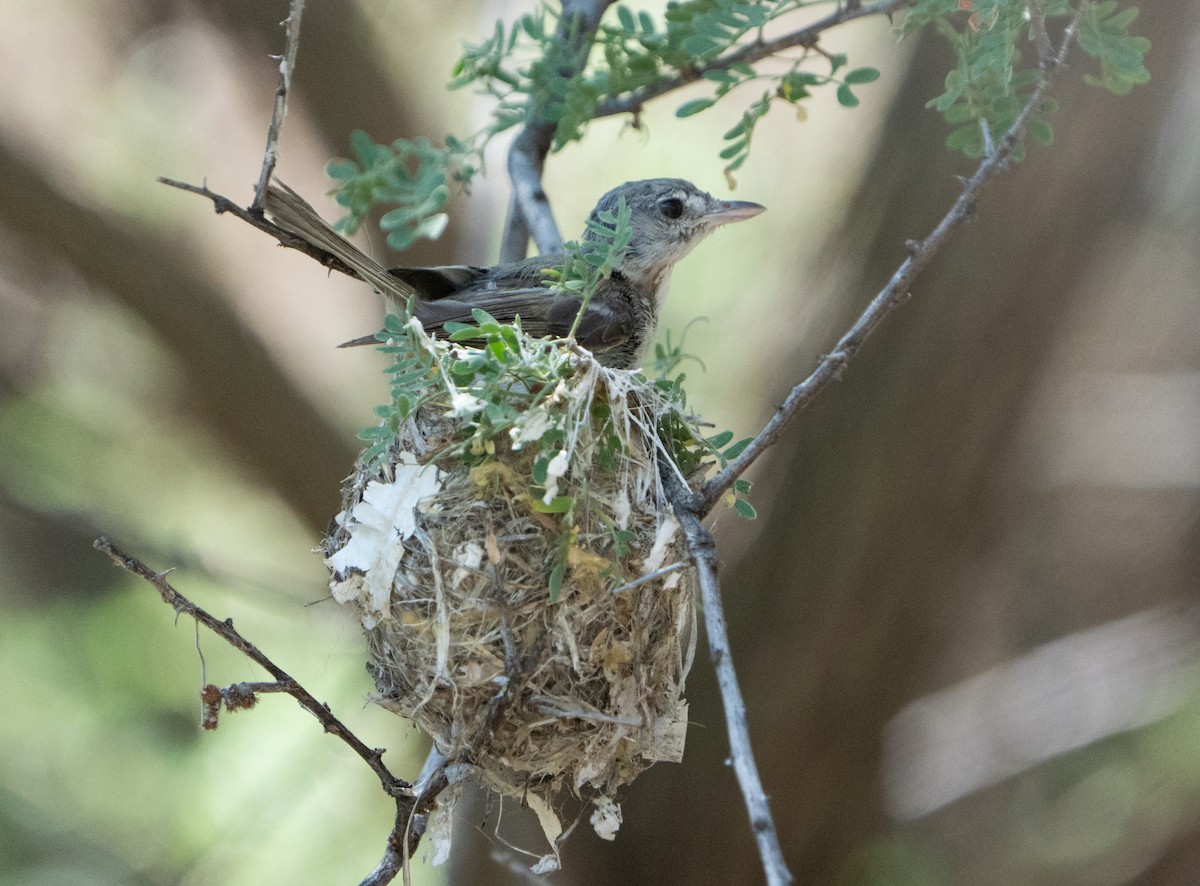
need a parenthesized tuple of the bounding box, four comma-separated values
(412, 286, 635, 351)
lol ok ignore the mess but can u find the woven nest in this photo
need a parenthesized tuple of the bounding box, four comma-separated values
(321, 319, 698, 862)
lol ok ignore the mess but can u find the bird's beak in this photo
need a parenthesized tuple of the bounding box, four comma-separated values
(704, 199, 766, 226)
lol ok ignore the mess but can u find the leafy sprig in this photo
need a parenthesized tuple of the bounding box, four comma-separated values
(905, 0, 1149, 158)
(326, 1, 1148, 260)
(329, 1, 886, 244)
(543, 195, 633, 339)
(679, 52, 880, 179)
(325, 130, 480, 250)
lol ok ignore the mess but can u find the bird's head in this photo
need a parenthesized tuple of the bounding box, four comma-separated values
(583, 178, 765, 302)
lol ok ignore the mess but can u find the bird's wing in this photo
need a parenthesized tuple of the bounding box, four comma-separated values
(412, 285, 636, 352)
(388, 266, 490, 300)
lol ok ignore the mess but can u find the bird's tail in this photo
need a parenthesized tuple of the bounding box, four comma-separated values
(264, 181, 414, 305)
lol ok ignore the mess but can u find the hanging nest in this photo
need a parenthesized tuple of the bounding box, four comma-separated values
(321, 314, 712, 866)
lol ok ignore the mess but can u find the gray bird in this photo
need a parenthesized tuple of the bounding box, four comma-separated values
(265, 179, 764, 369)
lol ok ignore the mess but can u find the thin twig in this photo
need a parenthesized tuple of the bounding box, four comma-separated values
(698, 7, 1081, 514)
(593, 0, 907, 119)
(97, 536, 453, 884)
(94, 537, 411, 799)
(500, 0, 616, 261)
(610, 561, 688, 594)
(659, 466, 793, 886)
(252, 0, 306, 211)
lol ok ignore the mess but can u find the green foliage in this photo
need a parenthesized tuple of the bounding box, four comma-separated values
(903, 0, 1149, 159)
(327, 0, 1148, 253)
(701, 53, 881, 176)
(1076, 2, 1150, 94)
(336, 1, 885, 237)
(325, 130, 479, 251)
(357, 309, 756, 605)
(543, 195, 633, 339)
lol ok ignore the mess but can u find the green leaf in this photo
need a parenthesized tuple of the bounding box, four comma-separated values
(836, 83, 860, 108)
(548, 560, 565, 603)
(682, 34, 720, 58)
(676, 98, 716, 118)
(719, 139, 747, 159)
(1029, 119, 1054, 146)
(616, 5, 636, 31)
(733, 498, 757, 520)
(531, 495, 575, 514)
(723, 437, 752, 460)
(705, 430, 734, 449)
(357, 425, 393, 442)
(326, 158, 358, 180)
(843, 67, 881, 85)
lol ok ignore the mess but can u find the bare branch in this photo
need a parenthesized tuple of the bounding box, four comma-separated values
(659, 466, 793, 886)
(1026, 0, 1056, 70)
(500, 0, 616, 261)
(503, 129, 563, 260)
(252, 0, 306, 211)
(361, 759, 449, 886)
(594, 0, 907, 119)
(698, 8, 1083, 514)
(93, 537, 411, 799)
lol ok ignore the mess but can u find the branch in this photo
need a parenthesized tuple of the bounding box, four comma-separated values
(698, 7, 1083, 514)
(362, 757, 449, 886)
(593, 0, 908, 119)
(660, 467, 793, 886)
(500, 0, 616, 261)
(252, 0, 306, 211)
(96, 536, 454, 885)
(655, 10, 1085, 882)
(94, 537, 411, 796)
(1026, 0, 1055, 70)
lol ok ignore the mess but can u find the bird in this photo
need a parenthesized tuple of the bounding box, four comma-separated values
(265, 179, 764, 369)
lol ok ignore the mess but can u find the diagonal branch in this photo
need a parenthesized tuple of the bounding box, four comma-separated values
(698, 8, 1083, 515)
(94, 537, 411, 797)
(656, 11, 1087, 884)
(593, 0, 908, 119)
(96, 536, 454, 885)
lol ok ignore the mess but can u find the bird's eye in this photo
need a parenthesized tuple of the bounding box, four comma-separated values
(658, 198, 684, 219)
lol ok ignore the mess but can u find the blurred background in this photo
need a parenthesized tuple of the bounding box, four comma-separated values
(1, 1, 1197, 884)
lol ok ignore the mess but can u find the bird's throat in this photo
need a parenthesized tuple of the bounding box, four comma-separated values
(654, 267, 673, 309)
